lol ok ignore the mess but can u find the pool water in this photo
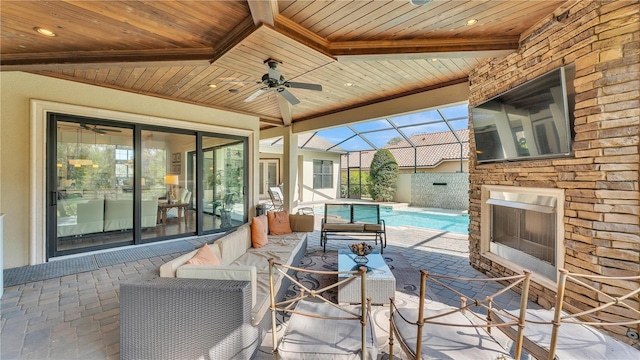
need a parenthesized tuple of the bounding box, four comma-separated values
(380, 208, 469, 234)
(317, 205, 469, 234)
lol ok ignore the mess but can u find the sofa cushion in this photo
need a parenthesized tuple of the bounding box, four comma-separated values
(253, 271, 282, 326)
(268, 210, 292, 235)
(176, 265, 257, 309)
(289, 214, 314, 232)
(251, 215, 269, 248)
(216, 224, 251, 265)
(232, 250, 292, 273)
(186, 244, 221, 266)
(159, 243, 222, 278)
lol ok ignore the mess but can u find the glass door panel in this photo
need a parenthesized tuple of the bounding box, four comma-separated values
(55, 121, 133, 253)
(202, 137, 246, 231)
(259, 160, 279, 199)
(142, 130, 196, 240)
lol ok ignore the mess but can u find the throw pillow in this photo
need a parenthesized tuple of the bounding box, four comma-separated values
(251, 215, 269, 248)
(267, 210, 292, 235)
(186, 244, 221, 266)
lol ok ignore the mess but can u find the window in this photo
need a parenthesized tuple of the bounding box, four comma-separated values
(313, 160, 333, 189)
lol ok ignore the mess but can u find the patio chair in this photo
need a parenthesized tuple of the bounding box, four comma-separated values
(389, 269, 531, 359)
(268, 186, 284, 211)
(491, 269, 640, 360)
(268, 258, 378, 359)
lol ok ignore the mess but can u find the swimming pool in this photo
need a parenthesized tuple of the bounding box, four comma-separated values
(380, 208, 469, 234)
(315, 205, 469, 234)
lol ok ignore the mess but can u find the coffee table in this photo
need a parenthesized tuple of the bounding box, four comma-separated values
(338, 249, 396, 304)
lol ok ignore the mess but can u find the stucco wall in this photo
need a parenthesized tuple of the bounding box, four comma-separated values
(468, 0, 639, 344)
(394, 174, 412, 203)
(298, 150, 342, 202)
(398, 160, 469, 174)
(0, 71, 259, 268)
(260, 149, 342, 203)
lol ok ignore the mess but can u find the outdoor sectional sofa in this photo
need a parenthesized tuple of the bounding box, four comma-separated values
(119, 213, 314, 360)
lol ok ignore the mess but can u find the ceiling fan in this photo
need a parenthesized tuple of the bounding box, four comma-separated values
(244, 59, 322, 126)
(80, 124, 122, 134)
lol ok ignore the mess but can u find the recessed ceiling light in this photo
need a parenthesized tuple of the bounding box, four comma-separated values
(229, 89, 239, 94)
(344, 83, 354, 87)
(34, 27, 56, 37)
(208, 84, 217, 88)
(466, 19, 478, 26)
(431, 58, 438, 62)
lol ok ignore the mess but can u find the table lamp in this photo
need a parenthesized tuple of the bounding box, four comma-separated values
(164, 175, 179, 203)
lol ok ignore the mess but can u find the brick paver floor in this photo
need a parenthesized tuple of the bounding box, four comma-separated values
(1, 220, 524, 359)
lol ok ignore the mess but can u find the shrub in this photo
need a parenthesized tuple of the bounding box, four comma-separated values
(367, 149, 398, 201)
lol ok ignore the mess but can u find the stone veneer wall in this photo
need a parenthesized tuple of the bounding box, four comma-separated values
(410, 173, 469, 210)
(468, 0, 639, 345)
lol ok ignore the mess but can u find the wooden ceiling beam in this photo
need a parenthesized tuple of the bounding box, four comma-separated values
(273, 15, 333, 60)
(259, 118, 285, 127)
(211, 16, 258, 63)
(330, 36, 520, 61)
(247, 0, 279, 27)
(0, 48, 214, 71)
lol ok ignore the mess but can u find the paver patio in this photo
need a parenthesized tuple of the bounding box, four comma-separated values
(2, 219, 520, 359)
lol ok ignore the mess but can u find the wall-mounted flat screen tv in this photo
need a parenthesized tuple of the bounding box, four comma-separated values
(471, 66, 575, 163)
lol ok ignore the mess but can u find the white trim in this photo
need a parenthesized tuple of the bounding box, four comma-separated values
(30, 99, 253, 264)
(480, 185, 565, 290)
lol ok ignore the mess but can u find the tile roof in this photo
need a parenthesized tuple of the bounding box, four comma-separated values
(342, 129, 469, 169)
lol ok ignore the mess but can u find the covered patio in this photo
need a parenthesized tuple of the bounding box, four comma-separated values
(1, 0, 639, 358)
(0, 218, 502, 359)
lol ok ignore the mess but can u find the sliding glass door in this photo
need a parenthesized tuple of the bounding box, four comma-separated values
(141, 130, 196, 240)
(198, 137, 246, 232)
(47, 113, 248, 258)
(52, 118, 134, 255)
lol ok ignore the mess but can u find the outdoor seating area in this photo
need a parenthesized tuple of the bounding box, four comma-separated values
(3, 216, 640, 359)
(321, 203, 387, 253)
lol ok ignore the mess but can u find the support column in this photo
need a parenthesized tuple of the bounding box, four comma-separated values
(282, 128, 298, 212)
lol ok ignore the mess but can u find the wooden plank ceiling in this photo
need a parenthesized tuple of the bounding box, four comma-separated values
(1, 0, 565, 129)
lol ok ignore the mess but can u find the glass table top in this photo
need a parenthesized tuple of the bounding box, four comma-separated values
(337, 249, 393, 279)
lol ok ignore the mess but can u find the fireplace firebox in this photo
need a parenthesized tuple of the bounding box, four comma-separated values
(481, 186, 565, 285)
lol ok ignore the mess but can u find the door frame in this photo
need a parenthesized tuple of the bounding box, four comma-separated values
(259, 159, 280, 199)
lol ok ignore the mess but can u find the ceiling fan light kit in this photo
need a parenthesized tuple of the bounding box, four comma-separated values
(409, 0, 431, 6)
(242, 59, 323, 126)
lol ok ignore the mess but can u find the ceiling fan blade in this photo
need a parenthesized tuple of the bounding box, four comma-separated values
(278, 88, 300, 105)
(100, 128, 122, 133)
(244, 88, 267, 102)
(285, 82, 322, 91)
(276, 93, 292, 127)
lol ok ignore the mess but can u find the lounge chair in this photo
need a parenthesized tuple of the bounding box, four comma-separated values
(268, 186, 284, 211)
(389, 269, 531, 359)
(268, 259, 378, 359)
(492, 269, 640, 360)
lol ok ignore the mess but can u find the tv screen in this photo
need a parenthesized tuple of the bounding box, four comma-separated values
(472, 66, 574, 163)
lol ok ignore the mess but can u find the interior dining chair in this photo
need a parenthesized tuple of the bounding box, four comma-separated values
(268, 186, 284, 211)
(389, 269, 531, 360)
(268, 259, 378, 359)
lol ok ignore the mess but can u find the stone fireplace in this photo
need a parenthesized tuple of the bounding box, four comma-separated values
(481, 185, 565, 288)
(468, 0, 638, 345)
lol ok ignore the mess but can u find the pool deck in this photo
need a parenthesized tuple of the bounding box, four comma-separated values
(1, 213, 511, 359)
